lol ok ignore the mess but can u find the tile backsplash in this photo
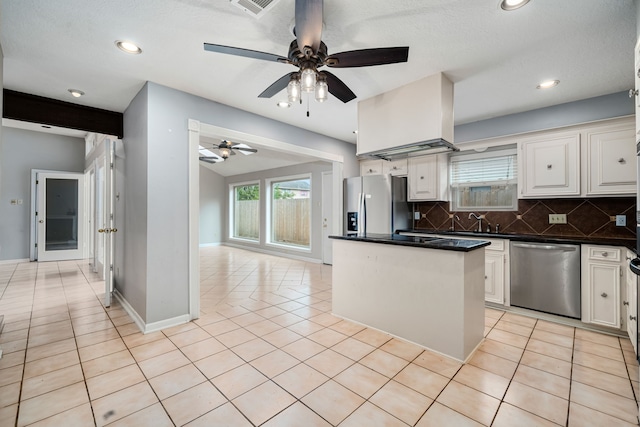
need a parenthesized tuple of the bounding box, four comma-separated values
(413, 197, 636, 241)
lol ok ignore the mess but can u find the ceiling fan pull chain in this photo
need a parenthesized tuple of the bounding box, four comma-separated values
(307, 95, 310, 117)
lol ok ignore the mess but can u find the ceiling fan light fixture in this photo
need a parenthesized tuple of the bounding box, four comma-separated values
(500, 0, 530, 11)
(300, 67, 317, 93)
(287, 75, 301, 103)
(315, 78, 328, 102)
(219, 147, 231, 159)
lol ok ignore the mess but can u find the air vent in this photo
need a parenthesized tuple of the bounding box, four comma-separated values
(230, 0, 282, 19)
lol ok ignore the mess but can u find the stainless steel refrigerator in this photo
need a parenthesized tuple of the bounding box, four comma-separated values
(344, 175, 410, 236)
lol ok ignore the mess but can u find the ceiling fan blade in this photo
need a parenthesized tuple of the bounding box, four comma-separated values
(258, 72, 297, 98)
(325, 47, 409, 68)
(204, 43, 288, 63)
(235, 147, 258, 154)
(199, 156, 223, 164)
(295, 0, 323, 54)
(321, 71, 356, 103)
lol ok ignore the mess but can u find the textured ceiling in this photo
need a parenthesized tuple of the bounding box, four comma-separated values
(0, 0, 636, 146)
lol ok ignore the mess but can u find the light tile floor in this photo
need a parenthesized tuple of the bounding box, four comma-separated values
(0, 246, 639, 426)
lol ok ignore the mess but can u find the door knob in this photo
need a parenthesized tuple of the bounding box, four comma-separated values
(98, 229, 105, 233)
(111, 228, 118, 233)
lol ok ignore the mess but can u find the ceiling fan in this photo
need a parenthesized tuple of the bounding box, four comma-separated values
(204, 0, 409, 104)
(199, 140, 258, 163)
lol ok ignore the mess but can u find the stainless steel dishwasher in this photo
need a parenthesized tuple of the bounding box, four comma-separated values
(510, 241, 581, 319)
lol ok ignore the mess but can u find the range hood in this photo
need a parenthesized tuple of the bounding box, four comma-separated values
(357, 72, 458, 160)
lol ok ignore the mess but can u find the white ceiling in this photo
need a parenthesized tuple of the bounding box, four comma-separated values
(0, 0, 635, 147)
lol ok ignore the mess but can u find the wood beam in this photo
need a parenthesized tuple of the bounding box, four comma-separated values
(3, 89, 123, 138)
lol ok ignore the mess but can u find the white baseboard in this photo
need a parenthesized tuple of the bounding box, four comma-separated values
(199, 242, 221, 247)
(0, 258, 30, 265)
(113, 289, 191, 335)
(222, 242, 321, 264)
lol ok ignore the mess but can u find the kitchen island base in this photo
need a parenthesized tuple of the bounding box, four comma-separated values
(332, 239, 485, 362)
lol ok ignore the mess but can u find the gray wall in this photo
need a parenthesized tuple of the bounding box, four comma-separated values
(119, 85, 149, 321)
(225, 161, 332, 261)
(120, 82, 356, 325)
(0, 127, 84, 260)
(199, 166, 225, 245)
(454, 91, 634, 143)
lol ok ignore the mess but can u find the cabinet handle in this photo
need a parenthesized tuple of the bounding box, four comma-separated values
(631, 315, 637, 321)
(546, 164, 552, 169)
(624, 301, 630, 306)
(601, 292, 608, 298)
(630, 89, 639, 98)
(392, 166, 397, 170)
(368, 169, 373, 173)
(601, 252, 608, 257)
(420, 176, 424, 180)
(485, 275, 488, 279)
(618, 158, 626, 164)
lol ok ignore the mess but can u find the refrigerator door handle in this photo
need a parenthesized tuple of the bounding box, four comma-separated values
(358, 192, 366, 236)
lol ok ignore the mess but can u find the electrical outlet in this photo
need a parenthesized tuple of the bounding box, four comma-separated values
(616, 215, 626, 226)
(549, 214, 567, 224)
(414, 211, 420, 220)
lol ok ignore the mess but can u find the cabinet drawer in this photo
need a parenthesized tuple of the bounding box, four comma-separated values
(360, 160, 383, 176)
(382, 159, 408, 176)
(587, 246, 621, 262)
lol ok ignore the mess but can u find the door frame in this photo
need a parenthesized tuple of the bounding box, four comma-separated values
(32, 171, 86, 262)
(187, 119, 344, 320)
(321, 170, 333, 265)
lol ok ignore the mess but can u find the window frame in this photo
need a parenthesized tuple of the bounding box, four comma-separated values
(449, 148, 518, 212)
(265, 174, 312, 252)
(229, 181, 261, 243)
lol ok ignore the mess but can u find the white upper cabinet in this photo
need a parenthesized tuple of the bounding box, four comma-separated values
(382, 159, 408, 176)
(519, 133, 581, 198)
(585, 123, 636, 196)
(516, 116, 635, 198)
(407, 154, 448, 201)
(360, 159, 383, 176)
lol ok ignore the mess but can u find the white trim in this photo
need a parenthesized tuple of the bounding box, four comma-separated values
(229, 180, 261, 242)
(265, 173, 312, 251)
(188, 124, 200, 321)
(113, 289, 190, 334)
(223, 241, 322, 263)
(199, 242, 221, 247)
(113, 289, 144, 333)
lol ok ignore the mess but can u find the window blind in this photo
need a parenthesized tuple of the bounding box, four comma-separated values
(450, 149, 517, 187)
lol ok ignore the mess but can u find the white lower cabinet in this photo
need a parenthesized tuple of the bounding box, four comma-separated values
(581, 245, 622, 329)
(625, 249, 637, 355)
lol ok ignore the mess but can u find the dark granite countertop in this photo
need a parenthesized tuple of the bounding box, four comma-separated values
(329, 233, 490, 252)
(397, 229, 636, 252)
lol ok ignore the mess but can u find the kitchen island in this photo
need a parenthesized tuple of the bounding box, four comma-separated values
(330, 233, 489, 362)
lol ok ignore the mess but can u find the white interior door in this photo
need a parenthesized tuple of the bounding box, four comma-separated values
(98, 139, 115, 307)
(322, 171, 333, 265)
(36, 172, 85, 261)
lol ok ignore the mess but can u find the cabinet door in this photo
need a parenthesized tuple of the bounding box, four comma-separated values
(382, 159, 408, 176)
(586, 262, 621, 328)
(586, 126, 636, 195)
(626, 263, 638, 355)
(520, 134, 580, 197)
(485, 252, 505, 304)
(360, 160, 383, 176)
(408, 155, 447, 201)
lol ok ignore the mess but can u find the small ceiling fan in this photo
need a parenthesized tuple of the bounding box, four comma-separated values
(204, 0, 409, 104)
(199, 140, 258, 163)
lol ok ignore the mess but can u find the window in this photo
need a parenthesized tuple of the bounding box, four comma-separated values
(450, 148, 517, 211)
(268, 176, 311, 249)
(231, 182, 260, 241)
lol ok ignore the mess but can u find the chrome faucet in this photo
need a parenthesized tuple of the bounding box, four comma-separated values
(468, 213, 483, 232)
(450, 214, 460, 231)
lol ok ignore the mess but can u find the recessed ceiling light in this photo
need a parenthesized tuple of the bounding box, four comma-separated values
(68, 89, 85, 98)
(277, 101, 291, 108)
(536, 80, 559, 89)
(115, 40, 142, 54)
(500, 0, 530, 11)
